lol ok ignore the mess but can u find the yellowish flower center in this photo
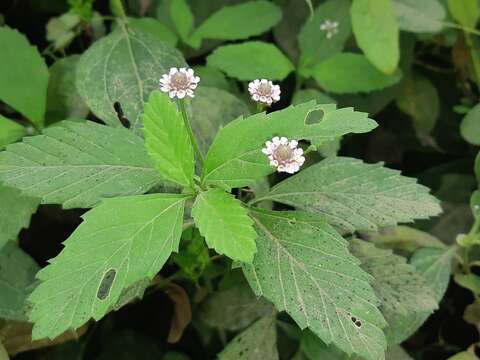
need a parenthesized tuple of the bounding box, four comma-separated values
(274, 145, 293, 163)
(257, 83, 273, 97)
(171, 72, 190, 89)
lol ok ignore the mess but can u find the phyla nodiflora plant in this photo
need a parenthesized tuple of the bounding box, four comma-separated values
(0, 64, 441, 360)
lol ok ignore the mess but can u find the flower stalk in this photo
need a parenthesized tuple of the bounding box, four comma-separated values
(178, 100, 204, 167)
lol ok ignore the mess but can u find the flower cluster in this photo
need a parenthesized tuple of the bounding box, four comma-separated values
(248, 79, 281, 106)
(262, 137, 305, 174)
(159, 67, 200, 99)
(320, 19, 339, 39)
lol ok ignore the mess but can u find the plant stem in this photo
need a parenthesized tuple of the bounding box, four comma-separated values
(110, 0, 127, 19)
(178, 100, 204, 167)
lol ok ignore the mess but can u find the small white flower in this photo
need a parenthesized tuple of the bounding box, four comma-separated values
(320, 19, 339, 39)
(262, 137, 305, 174)
(159, 67, 200, 99)
(248, 79, 281, 106)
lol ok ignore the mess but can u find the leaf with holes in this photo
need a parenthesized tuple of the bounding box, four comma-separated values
(202, 102, 377, 190)
(0, 185, 39, 250)
(0, 121, 162, 209)
(143, 91, 195, 188)
(29, 193, 189, 339)
(243, 209, 387, 360)
(0, 242, 40, 321)
(76, 25, 186, 134)
(218, 313, 279, 360)
(192, 189, 257, 262)
(257, 157, 441, 233)
(350, 239, 438, 345)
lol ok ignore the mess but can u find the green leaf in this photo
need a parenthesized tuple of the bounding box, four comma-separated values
(170, 0, 194, 43)
(46, 13, 80, 50)
(258, 157, 441, 233)
(199, 284, 273, 331)
(369, 225, 445, 253)
(207, 41, 294, 81)
(218, 314, 279, 360)
(0, 185, 39, 250)
(243, 209, 387, 360)
(447, 0, 478, 27)
(0, 121, 162, 209)
(386, 346, 414, 360)
(192, 189, 257, 262)
(350, 239, 438, 346)
(455, 273, 480, 295)
(392, 0, 446, 33)
(448, 352, 479, 360)
(0, 26, 49, 127)
(189, 87, 250, 155)
(0, 242, 40, 321)
(301, 330, 349, 360)
(461, 103, 480, 145)
(311, 53, 402, 94)
(0, 342, 7, 360)
(203, 103, 377, 189)
(46, 55, 89, 124)
(396, 72, 439, 135)
(298, 0, 351, 75)
(351, 0, 400, 74)
(191, 1, 282, 47)
(127, 17, 178, 46)
(0, 116, 26, 150)
(410, 246, 455, 301)
(292, 89, 336, 106)
(192, 66, 231, 92)
(142, 91, 195, 188)
(76, 25, 186, 134)
(29, 193, 189, 339)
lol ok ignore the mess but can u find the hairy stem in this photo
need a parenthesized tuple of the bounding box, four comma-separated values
(179, 100, 205, 167)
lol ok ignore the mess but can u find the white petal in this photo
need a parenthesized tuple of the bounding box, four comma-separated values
(272, 137, 280, 145)
(169, 67, 178, 75)
(253, 94, 260, 101)
(280, 137, 288, 145)
(177, 90, 186, 99)
(187, 68, 194, 76)
(169, 90, 177, 98)
(289, 140, 298, 148)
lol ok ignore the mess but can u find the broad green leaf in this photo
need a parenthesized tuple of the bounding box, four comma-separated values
(350, 239, 438, 345)
(243, 209, 387, 360)
(127, 17, 178, 46)
(0, 242, 40, 321)
(351, 0, 400, 74)
(207, 41, 294, 81)
(0, 342, 7, 360)
(203, 103, 377, 189)
(76, 25, 186, 134)
(170, 0, 194, 43)
(461, 103, 480, 145)
(292, 89, 336, 106)
(311, 53, 402, 94)
(46, 55, 89, 124)
(447, 0, 478, 27)
(298, 0, 351, 75)
(192, 66, 231, 92)
(410, 246, 455, 301)
(0, 121, 162, 209)
(454, 273, 480, 295)
(448, 352, 479, 360)
(0, 26, 48, 127)
(113, 278, 150, 310)
(386, 346, 414, 360)
(258, 157, 441, 233)
(218, 314, 279, 360)
(199, 284, 272, 331)
(396, 73, 439, 135)
(190, 1, 282, 48)
(192, 189, 257, 262)
(189, 87, 250, 155)
(142, 91, 195, 188)
(369, 225, 445, 253)
(46, 13, 80, 50)
(301, 330, 349, 360)
(0, 116, 26, 150)
(0, 185, 38, 249)
(392, 0, 446, 33)
(29, 193, 189, 339)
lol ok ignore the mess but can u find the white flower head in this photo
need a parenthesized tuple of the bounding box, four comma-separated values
(160, 67, 200, 99)
(248, 79, 281, 106)
(262, 137, 305, 174)
(320, 19, 339, 39)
